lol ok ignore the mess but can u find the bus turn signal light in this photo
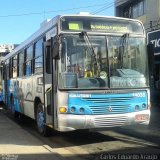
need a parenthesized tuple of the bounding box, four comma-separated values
(59, 107, 67, 113)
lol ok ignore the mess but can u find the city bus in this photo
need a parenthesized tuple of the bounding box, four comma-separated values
(2, 14, 151, 136)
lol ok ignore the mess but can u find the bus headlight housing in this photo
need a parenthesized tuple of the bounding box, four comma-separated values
(79, 107, 85, 113)
(142, 103, 147, 109)
(71, 106, 76, 113)
(135, 105, 140, 111)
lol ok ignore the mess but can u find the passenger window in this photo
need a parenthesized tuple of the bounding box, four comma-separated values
(34, 39, 43, 74)
(18, 51, 24, 77)
(9, 59, 12, 78)
(12, 55, 17, 78)
(25, 45, 33, 76)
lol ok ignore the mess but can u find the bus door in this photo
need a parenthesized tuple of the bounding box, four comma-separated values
(44, 40, 57, 129)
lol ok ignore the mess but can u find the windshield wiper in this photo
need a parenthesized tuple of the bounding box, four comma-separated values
(119, 33, 129, 68)
(79, 31, 100, 76)
(121, 33, 129, 46)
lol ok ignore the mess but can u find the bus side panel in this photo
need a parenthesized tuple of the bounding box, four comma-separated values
(6, 79, 11, 109)
(22, 76, 34, 119)
(14, 78, 24, 113)
(7, 79, 22, 113)
(32, 74, 44, 119)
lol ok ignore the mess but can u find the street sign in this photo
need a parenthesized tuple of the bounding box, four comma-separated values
(147, 29, 160, 55)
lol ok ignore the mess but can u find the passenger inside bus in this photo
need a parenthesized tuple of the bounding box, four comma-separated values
(84, 64, 93, 78)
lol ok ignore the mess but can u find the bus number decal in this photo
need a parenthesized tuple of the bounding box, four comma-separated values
(133, 92, 145, 97)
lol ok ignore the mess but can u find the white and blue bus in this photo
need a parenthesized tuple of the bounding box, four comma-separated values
(2, 14, 151, 135)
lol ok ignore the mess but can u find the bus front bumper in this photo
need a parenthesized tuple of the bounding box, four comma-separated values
(57, 110, 150, 131)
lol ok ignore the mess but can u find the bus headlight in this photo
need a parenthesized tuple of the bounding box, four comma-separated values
(71, 106, 76, 113)
(59, 106, 67, 113)
(142, 103, 147, 109)
(79, 107, 85, 113)
(135, 105, 139, 111)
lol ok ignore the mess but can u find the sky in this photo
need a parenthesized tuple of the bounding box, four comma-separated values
(0, 0, 114, 44)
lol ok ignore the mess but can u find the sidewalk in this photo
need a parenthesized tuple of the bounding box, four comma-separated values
(0, 107, 69, 160)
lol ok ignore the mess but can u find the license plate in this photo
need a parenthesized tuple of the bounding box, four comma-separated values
(135, 114, 149, 121)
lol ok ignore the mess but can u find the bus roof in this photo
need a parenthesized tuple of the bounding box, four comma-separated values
(3, 14, 144, 61)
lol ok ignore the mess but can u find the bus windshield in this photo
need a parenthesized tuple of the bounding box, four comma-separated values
(59, 34, 149, 89)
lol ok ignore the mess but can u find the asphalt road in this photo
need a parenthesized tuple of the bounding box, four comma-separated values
(0, 105, 160, 160)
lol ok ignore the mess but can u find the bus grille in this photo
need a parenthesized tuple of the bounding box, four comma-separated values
(83, 97, 132, 115)
(89, 105, 130, 114)
(94, 116, 127, 127)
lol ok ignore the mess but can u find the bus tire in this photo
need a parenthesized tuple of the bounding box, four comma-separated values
(36, 103, 49, 136)
(14, 111, 20, 118)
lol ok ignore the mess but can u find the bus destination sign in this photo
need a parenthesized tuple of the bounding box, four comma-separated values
(91, 22, 129, 32)
(61, 16, 143, 34)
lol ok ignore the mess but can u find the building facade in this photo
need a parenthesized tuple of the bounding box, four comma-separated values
(115, 0, 160, 102)
(115, 0, 160, 32)
(0, 44, 15, 57)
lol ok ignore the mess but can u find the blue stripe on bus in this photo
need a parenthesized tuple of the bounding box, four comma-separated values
(68, 91, 148, 115)
(5, 80, 22, 113)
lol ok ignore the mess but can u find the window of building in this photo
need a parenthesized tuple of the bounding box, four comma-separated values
(25, 45, 33, 76)
(138, 1, 144, 16)
(123, 0, 146, 18)
(132, 3, 138, 18)
(34, 39, 43, 74)
(18, 51, 24, 77)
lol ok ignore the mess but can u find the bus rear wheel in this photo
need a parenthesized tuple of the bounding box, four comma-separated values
(36, 103, 49, 136)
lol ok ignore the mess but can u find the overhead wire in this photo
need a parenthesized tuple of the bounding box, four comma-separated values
(91, 0, 124, 15)
(91, 2, 114, 15)
(0, 2, 111, 18)
(0, 0, 130, 19)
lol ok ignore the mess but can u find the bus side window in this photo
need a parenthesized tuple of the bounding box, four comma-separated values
(12, 55, 17, 78)
(34, 39, 43, 74)
(18, 51, 24, 77)
(6, 63, 9, 80)
(2, 62, 5, 80)
(25, 45, 33, 76)
(9, 59, 12, 78)
(2, 63, 4, 80)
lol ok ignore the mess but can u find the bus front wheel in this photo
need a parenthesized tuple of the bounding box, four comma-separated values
(36, 103, 49, 136)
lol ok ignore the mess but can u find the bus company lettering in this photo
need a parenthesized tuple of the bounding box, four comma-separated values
(69, 94, 91, 98)
(104, 90, 119, 94)
(133, 92, 145, 97)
